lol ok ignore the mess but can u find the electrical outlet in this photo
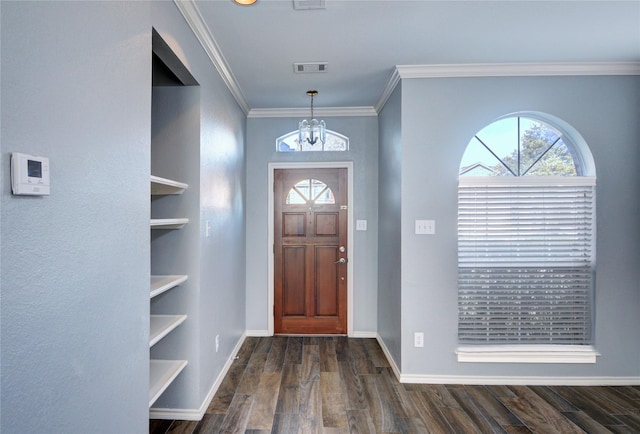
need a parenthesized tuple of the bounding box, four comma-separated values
(215, 334, 220, 352)
(414, 332, 424, 347)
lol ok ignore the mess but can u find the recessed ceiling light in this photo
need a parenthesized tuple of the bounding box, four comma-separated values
(234, 0, 257, 5)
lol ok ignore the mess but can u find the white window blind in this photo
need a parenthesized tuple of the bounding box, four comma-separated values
(458, 176, 596, 345)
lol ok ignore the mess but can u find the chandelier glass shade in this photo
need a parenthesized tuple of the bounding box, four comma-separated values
(298, 90, 326, 146)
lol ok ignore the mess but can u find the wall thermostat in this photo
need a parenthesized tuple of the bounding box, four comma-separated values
(11, 152, 50, 196)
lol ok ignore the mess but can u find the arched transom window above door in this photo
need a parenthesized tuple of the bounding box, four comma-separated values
(276, 130, 349, 152)
(286, 179, 336, 205)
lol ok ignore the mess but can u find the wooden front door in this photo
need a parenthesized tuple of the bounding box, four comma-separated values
(274, 168, 348, 334)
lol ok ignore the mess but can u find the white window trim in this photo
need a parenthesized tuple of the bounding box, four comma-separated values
(456, 345, 600, 364)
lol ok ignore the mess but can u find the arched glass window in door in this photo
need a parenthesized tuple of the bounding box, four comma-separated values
(276, 130, 349, 152)
(286, 179, 335, 204)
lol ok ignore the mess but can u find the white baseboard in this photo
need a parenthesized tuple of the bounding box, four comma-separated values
(399, 374, 640, 386)
(149, 332, 248, 421)
(350, 331, 377, 338)
(246, 329, 271, 337)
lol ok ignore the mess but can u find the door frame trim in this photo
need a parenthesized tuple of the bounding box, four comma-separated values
(268, 161, 354, 336)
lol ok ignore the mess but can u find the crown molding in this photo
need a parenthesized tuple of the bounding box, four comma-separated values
(248, 107, 378, 118)
(173, 0, 251, 115)
(376, 62, 640, 112)
(374, 68, 401, 114)
(395, 62, 640, 79)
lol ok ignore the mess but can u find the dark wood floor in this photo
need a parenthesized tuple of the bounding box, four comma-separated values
(150, 336, 640, 433)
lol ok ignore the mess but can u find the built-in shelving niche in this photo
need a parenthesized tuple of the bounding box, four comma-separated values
(149, 27, 199, 413)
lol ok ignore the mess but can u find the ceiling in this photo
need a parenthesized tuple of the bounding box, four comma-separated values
(193, 0, 640, 112)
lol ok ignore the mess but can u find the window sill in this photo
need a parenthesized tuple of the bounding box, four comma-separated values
(456, 345, 600, 364)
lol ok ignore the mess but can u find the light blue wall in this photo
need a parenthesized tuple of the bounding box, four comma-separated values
(1, 2, 151, 433)
(398, 75, 640, 378)
(245, 116, 378, 334)
(1, 1, 247, 431)
(377, 85, 403, 367)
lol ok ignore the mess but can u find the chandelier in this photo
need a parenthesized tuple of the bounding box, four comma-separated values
(298, 90, 326, 146)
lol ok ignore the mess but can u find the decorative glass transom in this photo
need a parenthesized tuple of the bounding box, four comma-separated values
(286, 179, 335, 204)
(459, 117, 579, 176)
(277, 129, 349, 152)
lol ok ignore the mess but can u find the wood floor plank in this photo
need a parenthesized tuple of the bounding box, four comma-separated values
(254, 336, 273, 354)
(408, 390, 456, 434)
(550, 385, 626, 426)
(320, 337, 339, 372)
(205, 361, 246, 414)
(301, 344, 321, 383)
(377, 367, 418, 419)
(528, 386, 579, 412)
(503, 426, 534, 434)
(587, 386, 640, 416)
(362, 338, 390, 368)
(298, 377, 323, 434)
(346, 409, 377, 434)
(424, 384, 463, 409)
(500, 386, 584, 434)
(191, 414, 225, 434)
(218, 393, 254, 433)
(263, 336, 287, 373)
(245, 372, 282, 430)
(611, 414, 640, 432)
(563, 410, 619, 434)
(235, 337, 258, 364)
(283, 337, 303, 365)
(463, 385, 523, 427)
(338, 359, 368, 411)
(362, 374, 407, 433)
(236, 352, 268, 394)
(447, 386, 508, 433)
(270, 413, 301, 434)
(348, 338, 377, 375)
(334, 336, 350, 362)
(275, 364, 300, 414)
(320, 371, 348, 428)
(165, 420, 199, 434)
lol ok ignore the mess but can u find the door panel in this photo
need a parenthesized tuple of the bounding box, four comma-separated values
(274, 168, 347, 334)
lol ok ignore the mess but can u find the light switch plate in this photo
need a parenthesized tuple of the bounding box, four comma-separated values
(415, 219, 435, 235)
(356, 219, 367, 231)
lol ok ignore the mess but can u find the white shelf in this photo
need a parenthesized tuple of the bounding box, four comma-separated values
(150, 275, 188, 299)
(149, 359, 188, 407)
(150, 218, 189, 229)
(151, 175, 188, 195)
(150, 315, 187, 347)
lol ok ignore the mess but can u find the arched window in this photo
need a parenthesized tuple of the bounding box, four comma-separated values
(457, 114, 596, 349)
(285, 179, 335, 205)
(276, 129, 349, 152)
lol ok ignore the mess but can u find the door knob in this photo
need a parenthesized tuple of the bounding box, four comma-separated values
(335, 258, 346, 264)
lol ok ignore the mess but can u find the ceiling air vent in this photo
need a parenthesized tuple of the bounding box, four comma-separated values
(294, 62, 328, 73)
(293, 0, 326, 10)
